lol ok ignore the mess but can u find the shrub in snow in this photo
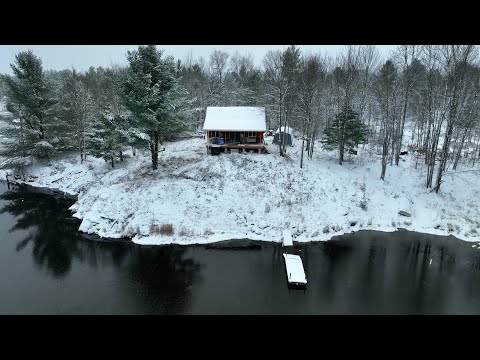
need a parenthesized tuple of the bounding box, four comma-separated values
(160, 224, 174, 236)
(53, 162, 66, 172)
(179, 227, 193, 237)
(32, 141, 55, 159)
(359, 180, 366, 192)
(447, 223, 459, 232)
(204, 228, 214, 236)
(359, 199, 368, 211)
(123, 226, 137, 238)
(149, 223, 174, 236)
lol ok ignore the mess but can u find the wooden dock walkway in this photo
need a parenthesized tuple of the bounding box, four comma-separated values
(282, 229, 293, 247)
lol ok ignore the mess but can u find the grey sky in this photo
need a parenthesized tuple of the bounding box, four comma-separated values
(0, 45, 398, 75)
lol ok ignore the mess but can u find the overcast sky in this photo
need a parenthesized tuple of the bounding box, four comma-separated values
(0, 45, 398, 75)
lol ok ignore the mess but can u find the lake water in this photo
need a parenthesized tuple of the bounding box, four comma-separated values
(1, 181, 480, 314)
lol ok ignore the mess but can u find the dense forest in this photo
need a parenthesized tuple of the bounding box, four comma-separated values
(1, 45, 479, 194)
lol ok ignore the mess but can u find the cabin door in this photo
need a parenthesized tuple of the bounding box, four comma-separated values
(232, 132, 240, 143)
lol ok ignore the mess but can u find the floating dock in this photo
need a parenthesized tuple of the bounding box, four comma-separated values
(282, 229, 293, 247)
(283, 253, 307, 287)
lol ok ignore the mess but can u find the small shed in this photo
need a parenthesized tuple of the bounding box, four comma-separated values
(273, 126, 293, 146)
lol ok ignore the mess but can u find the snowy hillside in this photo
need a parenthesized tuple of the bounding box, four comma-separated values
(2, 135, 479, 246)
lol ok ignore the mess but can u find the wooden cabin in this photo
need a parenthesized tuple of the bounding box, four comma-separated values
(203, 107, 267, 154)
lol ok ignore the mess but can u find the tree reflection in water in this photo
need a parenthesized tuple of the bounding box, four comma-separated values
(0, 186, 89, 277)
(0, 185, 202, 314)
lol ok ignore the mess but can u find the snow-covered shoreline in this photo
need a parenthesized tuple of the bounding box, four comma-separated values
(1, 136, 479, 245)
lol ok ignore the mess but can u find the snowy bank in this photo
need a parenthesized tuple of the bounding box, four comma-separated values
(1, 136, 479, 245)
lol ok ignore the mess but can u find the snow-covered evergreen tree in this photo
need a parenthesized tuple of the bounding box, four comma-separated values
(121, 45, 181, 170)
(89, 111, 128, 168)
(67, 65, 132, 161)
(0, 51, 56, 174)
(323, 105, 369, 165)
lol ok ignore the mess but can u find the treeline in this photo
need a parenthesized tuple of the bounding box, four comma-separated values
(1, 45, 480, 194)
(178, 45, 480, 193)
(0, 46, 191, 173)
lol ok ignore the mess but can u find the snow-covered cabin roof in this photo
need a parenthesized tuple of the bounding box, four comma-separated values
(203, 107, 266, 132)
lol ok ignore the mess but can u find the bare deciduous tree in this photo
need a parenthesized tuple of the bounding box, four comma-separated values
(298, 53, 325, 168)
(434, 45, 478, 193)
(209, 50, 229, 84)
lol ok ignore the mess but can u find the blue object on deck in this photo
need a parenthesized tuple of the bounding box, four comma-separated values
(213, 137, 224, 145)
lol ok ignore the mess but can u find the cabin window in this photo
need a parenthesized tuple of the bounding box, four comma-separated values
(247, 132, 256, 137)
(211, 131, 220, 138)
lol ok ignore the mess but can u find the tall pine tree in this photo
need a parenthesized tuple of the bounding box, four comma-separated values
(2, 51, 55, 142)
(121, 45, 178, 170)
(1, 51, 56, 175)
(323, 105, 368, 165)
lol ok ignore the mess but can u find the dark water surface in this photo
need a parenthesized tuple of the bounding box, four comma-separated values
(1, 181, 480, 314)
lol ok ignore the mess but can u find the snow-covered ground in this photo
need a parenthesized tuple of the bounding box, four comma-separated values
(1, 135, 479, 246)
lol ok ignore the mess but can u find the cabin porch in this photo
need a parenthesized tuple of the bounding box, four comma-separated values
(206, 143, 268, 154)
(206, 131, 265, 145)
(206, 131, 267, 154)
